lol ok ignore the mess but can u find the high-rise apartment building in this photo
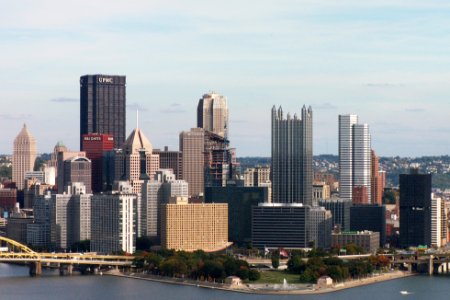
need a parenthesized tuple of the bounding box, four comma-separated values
(197, 92, 228, 138)
(431, 195, 447, 248)
(141, 169, 188, 239)
(339, 115, 371, 203)
(82, 133, 114, 193)
(271, 105, 313, 205)
(91, 182, 137, 254)
(12, 124, 37, 190)
(80, 75, 126, 149)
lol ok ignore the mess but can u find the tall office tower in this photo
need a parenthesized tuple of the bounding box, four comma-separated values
(152, 147, 182, 179)
(399, 169, 432, 248)
(180, 128, 205, 197)
(197, 92, 228, 138)
(114, 128, 160, 194)
(371, 150, 383, 205)
(80, 74, 126, 149)
(62, 157, 92, 194)
(338, 115, 371, 203)
(271, 105, 313, 205)
(82, 133, 114, 192)
(91, 182, 137, 254)
(12, 124, 37, 190)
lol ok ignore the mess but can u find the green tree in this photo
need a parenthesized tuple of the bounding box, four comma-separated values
(287, 255, 306, 274)
(248, 269, 261, 281)
(271, 251, 280, 269)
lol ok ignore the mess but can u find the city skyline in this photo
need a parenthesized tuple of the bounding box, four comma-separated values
(2, 1, 450, 157)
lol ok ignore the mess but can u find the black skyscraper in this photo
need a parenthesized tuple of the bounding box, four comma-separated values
(80, 75, 126, 150)
(399, 170, 432, 248)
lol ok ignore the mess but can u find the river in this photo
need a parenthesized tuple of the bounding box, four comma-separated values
(0, 263, 449, 299)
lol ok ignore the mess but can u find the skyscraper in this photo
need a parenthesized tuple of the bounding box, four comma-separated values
(114, 127, 160, 194)
(399, 169, 432, 248)
(271, 105, 313, 205)
(197, 92, 228, 138)
(371, 150, 383, 205)
(80, 74, 126, 149)
(338, 115, 371, 203)
(180, 128, 205, 197)
(12, 124, 37, 190)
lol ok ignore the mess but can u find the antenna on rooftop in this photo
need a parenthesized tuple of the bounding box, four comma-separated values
(136, 108, 139, 129)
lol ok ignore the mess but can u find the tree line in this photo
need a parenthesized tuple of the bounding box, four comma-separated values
(133, 249, 261, 282)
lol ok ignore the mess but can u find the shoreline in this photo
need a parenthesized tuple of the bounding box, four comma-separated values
(105, 270, 415, 295)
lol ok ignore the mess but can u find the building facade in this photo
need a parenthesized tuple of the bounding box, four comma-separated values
(91, 187, 137, 254)
(399, 170, 432, 248)
(339, 115, 372, 203)
(197, 92, 228, 138)
(271, 105, 313, 205)
(332, 231, 380, 254)
(180, 128, 205, 196)
(12, 124, 37, 190)
(205, 185, 269, 244)
(160, 199, 228, 252)
(319, 197, 352, 231)
(80, 74, 126, 149)
(82, 133, 114, 193)
(350, 204, 386, 247)
(153, 146, 182, 180)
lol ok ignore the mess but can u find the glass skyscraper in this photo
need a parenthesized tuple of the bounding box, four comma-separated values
(271, 105, 313, 205)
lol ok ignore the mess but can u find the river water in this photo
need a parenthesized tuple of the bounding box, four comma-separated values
(0, 263, 449, 300)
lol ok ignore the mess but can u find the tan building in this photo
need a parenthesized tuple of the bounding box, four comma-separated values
(12, 124, 37, 190)
(161, 199, 228, 252)
(313, 181, 331, 200)
(115, 127, 159, 194)
(371, 150, 384, 205)
(244, 166, 270, 187)
(179, 128, 205, 197)
(332, 230, 380, 254)
(197, 92, 228, 138)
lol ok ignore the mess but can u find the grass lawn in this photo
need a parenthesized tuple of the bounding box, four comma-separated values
(253, 270, 301, 284)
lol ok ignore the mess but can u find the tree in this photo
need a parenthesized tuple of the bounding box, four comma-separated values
(248, 269, 261, 281)
(271, 251, 280, 269)
(287, 255, 306, 274)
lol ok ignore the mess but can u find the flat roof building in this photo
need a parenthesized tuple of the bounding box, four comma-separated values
(160, 199, 228, 252)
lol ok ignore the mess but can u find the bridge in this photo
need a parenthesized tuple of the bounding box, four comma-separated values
(0, 237, 134, 276)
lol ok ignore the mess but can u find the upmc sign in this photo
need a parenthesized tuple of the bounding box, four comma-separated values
(98, 77, 114, 84)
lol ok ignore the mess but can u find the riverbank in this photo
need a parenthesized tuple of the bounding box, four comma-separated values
(105, 269, 415, 295)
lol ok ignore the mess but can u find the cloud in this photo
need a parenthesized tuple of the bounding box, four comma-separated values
(161, 103, 186, 114)
(0, 113, 32, 120)
(127, 103, 148, 112)
(405, 107, 425, 112)
(50, 97, 77, 103)
(314, 102, 337, 110)
(365, 83, 404, 87)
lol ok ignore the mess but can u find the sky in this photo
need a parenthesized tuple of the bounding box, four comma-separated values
(1, 0, 450, 157)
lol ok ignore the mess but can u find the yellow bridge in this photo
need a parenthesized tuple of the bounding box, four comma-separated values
(0, 237, 134, 276)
